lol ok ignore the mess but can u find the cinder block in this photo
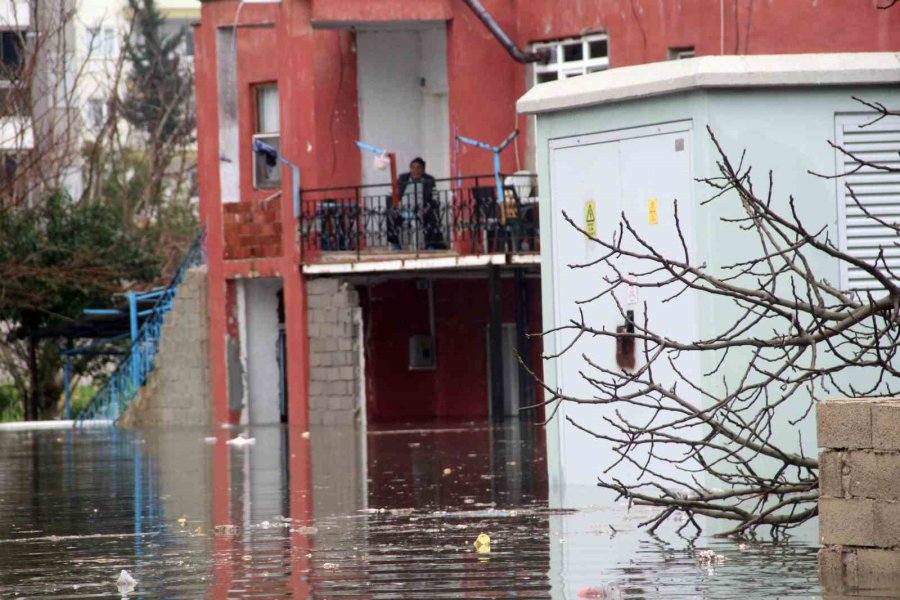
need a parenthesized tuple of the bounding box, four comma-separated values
(873, 402, 900, 451)
(819, 546, 854, 593)
(309, 410, 327, 425)
(847, 451, 900, 500)
(820, 450, 845, 498)
(339, 366, 355, 381)
(820, 497, 876, 546)
(310, 278, 340, 295)
(856, 548, 900, 588)
(818, 400, 872, 450)
(328, 395, 350, 411)
(874, 501, 900, 547)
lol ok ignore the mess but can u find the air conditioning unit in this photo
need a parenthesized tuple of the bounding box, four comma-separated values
(252, 133, 281, 189)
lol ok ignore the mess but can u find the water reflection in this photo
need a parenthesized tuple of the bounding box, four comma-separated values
(0, 419, 839, 598)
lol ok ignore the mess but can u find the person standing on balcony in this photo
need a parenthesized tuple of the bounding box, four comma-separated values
(398, 157, 447, 250)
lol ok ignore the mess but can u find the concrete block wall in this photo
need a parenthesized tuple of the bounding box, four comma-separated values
(307, 277, 361, 426)
(818, 398, 900, 594)
(120, 267, 212, 427)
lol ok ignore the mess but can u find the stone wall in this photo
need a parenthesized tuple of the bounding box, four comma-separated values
(307, 278, 361, 426)
(818, 398, 900, 594)
(120, 267, 212, 427)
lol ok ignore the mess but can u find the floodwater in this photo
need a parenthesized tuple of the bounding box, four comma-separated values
(0, 420, 844, 599)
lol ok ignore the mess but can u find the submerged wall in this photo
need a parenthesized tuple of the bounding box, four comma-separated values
(818, 398, 900, 595)
(120, 267, 212, 427)
(307, 277, 362, 426)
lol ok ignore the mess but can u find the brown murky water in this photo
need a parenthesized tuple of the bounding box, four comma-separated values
(0, 421, 831, 598)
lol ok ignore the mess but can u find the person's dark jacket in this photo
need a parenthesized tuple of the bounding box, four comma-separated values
(397, 172, 436, 205)
(396, 172, 446, 249)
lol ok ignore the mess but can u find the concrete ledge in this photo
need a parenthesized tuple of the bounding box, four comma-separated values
(517, 52, 900, 115)
(302, 252, 537, 275)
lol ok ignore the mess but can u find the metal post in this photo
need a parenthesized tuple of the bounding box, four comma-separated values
(128, 291, 139, 393)
(64, 357, 71, 420)
(355, 185, 362, 260)
(514, 269, 532, 414)
(289, 163, 300, 220)
(488, 265, 504, 420)
(493, 149, 503, 208)
(389, 153, 400, 209)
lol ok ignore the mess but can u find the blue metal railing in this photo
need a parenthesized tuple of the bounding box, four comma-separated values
(76, 230, 207, 424)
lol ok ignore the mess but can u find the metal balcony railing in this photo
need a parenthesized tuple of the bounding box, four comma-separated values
(298, 174, 539, 262)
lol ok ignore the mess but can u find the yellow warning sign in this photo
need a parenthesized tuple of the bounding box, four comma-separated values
(584, 200, 597, 237)
(648, 198, 658, 225)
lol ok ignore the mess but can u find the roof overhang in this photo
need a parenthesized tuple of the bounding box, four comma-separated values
(517, 52, 900, 115)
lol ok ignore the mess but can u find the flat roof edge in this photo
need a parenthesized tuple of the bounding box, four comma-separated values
(517, 53, 900, 115)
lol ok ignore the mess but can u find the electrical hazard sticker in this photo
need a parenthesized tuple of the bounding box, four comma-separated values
(648, 198, 658, 225)
(584, 200, 597, 237)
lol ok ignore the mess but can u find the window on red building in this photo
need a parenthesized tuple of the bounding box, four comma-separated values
(252, 83, 281, 189)
(532, 32, 609, 85)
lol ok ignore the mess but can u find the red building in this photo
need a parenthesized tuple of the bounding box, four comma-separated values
(193, 0, 900, 429)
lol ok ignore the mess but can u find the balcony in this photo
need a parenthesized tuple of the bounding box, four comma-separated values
(298, 174, 540, 274)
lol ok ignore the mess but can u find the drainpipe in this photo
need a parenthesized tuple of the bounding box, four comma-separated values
(461, 0, 548, 64)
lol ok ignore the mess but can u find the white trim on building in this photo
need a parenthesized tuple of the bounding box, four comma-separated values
(518, 52, 900, 115)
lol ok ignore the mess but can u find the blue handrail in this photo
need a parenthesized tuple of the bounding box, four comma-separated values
(76, 229, 207, 424)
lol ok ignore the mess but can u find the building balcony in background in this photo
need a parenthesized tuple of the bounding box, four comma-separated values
(298, 174, 540, 268)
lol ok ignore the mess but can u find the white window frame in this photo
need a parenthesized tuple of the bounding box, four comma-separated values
(532, 32, 609, 85)
(85, 25, 117, 59)
(252, 83, 281, 189)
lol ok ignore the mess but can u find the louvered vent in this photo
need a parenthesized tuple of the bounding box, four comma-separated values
(836, 115, 900, 292)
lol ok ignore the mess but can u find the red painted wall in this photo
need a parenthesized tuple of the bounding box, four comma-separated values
(195, 0, 900, 425)
(361, 276, 544, 422)
(197, 0, 900, 254)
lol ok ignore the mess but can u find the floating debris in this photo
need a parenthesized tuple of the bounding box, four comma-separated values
(696, 549, 726, 566)
(322, 562, 338, 570)
(442, 468, 452, 476)
(177, 516, 187, 527)
(116, 569, 136, 595)
(203, 437, 217, 444)
(226, 434, 256, 447)
(474, 532, 491, 554)
(292, 526, 318, 535)
(301, 431, 310, 439)
(214, 524, 239, 535)
(577, 584, 622, 599)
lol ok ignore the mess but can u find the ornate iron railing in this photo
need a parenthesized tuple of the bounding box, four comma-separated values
(298, 174, 539, 261)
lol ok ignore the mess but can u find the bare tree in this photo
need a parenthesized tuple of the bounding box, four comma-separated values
(538, 102, 900, 539)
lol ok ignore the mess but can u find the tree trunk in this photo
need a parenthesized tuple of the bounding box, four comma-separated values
(27, 334, 38, 421)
